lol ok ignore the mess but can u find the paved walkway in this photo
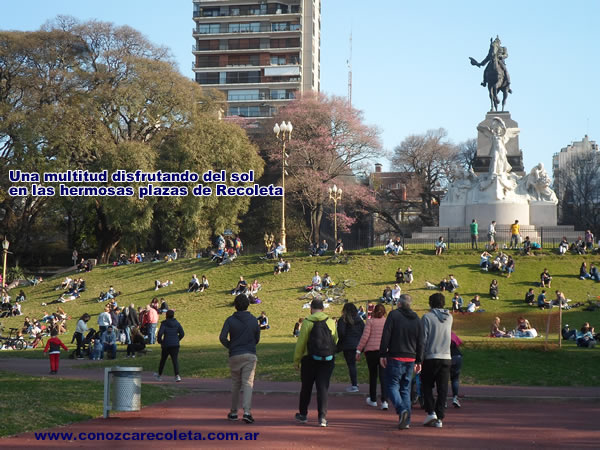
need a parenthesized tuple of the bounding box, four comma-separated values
(2, 357, 600, 400)
(1, 358, 599, 448)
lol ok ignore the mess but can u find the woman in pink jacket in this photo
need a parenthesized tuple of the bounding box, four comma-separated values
(356, 303, 388, 410)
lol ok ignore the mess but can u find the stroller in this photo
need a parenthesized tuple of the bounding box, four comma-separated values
(69, 328, 97, 359)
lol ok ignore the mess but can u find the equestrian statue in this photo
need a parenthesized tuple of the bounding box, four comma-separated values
(470, 36, 512, 112)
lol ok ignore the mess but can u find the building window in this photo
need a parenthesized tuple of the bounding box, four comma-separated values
(270, 55, 286, 65)
(198, 24, 220, 34)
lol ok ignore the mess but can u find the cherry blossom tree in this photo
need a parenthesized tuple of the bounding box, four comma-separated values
(266, 93, 383, 244)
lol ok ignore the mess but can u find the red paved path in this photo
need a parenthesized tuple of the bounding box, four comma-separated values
(3, 392, 599, 448)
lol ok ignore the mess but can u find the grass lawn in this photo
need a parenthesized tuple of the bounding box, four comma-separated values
(0, 371, 182, 437)
(1, 249, 600, 387)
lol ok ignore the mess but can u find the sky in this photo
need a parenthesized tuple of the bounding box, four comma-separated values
(2, 0, 599, 175)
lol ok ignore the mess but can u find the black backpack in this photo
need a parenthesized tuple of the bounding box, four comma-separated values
(307, 319, 335, 359)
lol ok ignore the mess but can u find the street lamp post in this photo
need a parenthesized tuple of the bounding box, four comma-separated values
(328, 184, 343, 242)
(273, 120, 293, 251)
(2, 236, 9, 288)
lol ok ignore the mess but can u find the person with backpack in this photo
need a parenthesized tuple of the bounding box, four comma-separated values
(219, 294, 261, 424)
(293, 299, 338, 427)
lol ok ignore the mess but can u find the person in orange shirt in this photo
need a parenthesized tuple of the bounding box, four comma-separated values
(43, 329, 68, 374)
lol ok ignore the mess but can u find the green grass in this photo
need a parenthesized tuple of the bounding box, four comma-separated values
(1, 249, 600, 386)
(0, 371, 183, 437)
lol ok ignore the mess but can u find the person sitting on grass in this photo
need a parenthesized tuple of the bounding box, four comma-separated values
(274, 258, 288, 275)
(439, 278, 452, 292)
(231, 276, 248, 296)
(571, 237, 586, 255)
(576, 323, 597, 348)
(154, 279, 173, 291)
(381, 286, 393, 304)
(334, 238, 344, 254)
(321, 273, 333, 289)
(558, 236, 569, 255)
(540, 268, 552, 288)
(490, 317, 511, 338)
(505, 256, 515, 278)
(554, 290, 570, 309)
(449, 274, 459, 291)
(274, 242, 286, 259)
(188, 274, 201, 292)
(579, 262, 591, 280)
(391, 283, 402, 304)
(317, 239, 328, 256)
(537, 290, 551, 309)
(435, 236, 446, 255)
(393, 236, 403, 254)
(249, 279, 261, 296)
(404, 266, 414, 284)
(15, 290, 26, 303)
(466, 295, 481, 313)
(310, 271, 322, 291)
(489, 279, 499, 299)
(513, 317, 537, 338)
(525, 288, 535, 306)
(451, 292, 464, 313)
(479, 250, 492, 272)
(126, 326, 146, 357)
(258, 311, 270, 330)
(590, 264, 600, 282)
(58, 289, 80, 303)
(383, 239, 395, 256)
(522, 236, 532, 255)
(395, 267, 404, 284)
(199, 275, 209, 292)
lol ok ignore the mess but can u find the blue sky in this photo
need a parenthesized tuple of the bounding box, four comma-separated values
(2, 0, 599, 174)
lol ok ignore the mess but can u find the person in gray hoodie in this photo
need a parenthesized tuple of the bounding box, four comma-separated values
(154, 310, 185, 382)
(220, 294, 261, 424)
(421, 293, 452, 428)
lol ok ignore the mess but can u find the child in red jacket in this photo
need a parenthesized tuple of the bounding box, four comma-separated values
(44, 329, 68, 374)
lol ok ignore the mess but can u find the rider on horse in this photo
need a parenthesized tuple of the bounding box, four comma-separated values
(475, 36, 512, 94)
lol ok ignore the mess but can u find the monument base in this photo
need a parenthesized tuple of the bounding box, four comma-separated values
(530, 201, 558, 226)
(440, 201, 531, 227)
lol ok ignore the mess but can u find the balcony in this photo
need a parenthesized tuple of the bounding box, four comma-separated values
(193, 5, 301, 18)
(193, 23, 300, 36)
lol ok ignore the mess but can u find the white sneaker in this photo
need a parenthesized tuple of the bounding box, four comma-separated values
(175, 375, 181, 382)
(434, 420, 443, 428)
(423, 413, 438, 426)
(366, 397, 378, 407)
(452, 396, 461, 408)
(381, 401, 389, 410)
(346, 385, 359, 393)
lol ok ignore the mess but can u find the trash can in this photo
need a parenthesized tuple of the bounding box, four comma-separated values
(103, 366, 142, 418)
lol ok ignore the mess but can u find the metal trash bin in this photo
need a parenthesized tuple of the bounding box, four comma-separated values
(103, 366, 142, 418)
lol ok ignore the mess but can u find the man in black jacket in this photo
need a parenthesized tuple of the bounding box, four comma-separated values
(154, 310, 184, 382)
(219, 294, 261, 424)
(379, 294, 424, 430)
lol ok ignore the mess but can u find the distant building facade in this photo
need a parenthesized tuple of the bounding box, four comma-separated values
(192, 0, 321, 127)
(552, 134, 599, 202)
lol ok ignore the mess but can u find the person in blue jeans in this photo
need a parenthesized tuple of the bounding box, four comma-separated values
(379, 294, 424, 430)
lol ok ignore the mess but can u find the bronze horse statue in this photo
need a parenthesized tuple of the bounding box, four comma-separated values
(470, 37, 512, 112)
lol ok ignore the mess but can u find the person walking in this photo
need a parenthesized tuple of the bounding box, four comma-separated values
(379, 294, 424, 430)
(72, 249, 78, 267)
(356, 303, 388, 410)
(450, 331, 463, 408)
(337, 303, 364, 392)
(154, 310, 185, 382)
(219, 294, 261, 424)
(470, 219, 479, 249)
(421, 293, 453, 428)
(44, 329, 68, 374)
(294, 299, 338, 427)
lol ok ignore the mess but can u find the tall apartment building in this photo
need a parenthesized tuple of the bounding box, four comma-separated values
(192, 0, 321, 124)
(552, 134, 598, 198)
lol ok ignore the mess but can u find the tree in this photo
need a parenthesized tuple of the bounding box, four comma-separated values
(457, 138, 478, 171)
(391, 129, 459, 226)
(557, 153, 600, 233)
(266, 93, 383, 244)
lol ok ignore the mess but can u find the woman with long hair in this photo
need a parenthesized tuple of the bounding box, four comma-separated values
(337, 303, 365, 392)
(356, 303, 388, 409)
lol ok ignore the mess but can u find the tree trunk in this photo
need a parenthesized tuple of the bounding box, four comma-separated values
(310, 203, 324, 245)
(95, 201, 121, 264)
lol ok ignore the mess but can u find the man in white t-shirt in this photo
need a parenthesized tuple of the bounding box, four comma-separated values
(312, 271, 322, 291)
